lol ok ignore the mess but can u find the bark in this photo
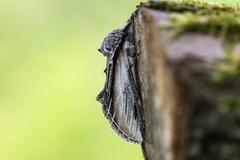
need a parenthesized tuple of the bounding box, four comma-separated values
(134, 7, 240, 160)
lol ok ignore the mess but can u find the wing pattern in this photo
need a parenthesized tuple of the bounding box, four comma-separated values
(96, 17, 145, 144)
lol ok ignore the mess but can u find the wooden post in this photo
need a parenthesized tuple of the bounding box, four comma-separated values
(135, 3, 240, 160)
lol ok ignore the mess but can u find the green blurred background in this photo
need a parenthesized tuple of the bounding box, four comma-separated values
(0, 0, 238, 159)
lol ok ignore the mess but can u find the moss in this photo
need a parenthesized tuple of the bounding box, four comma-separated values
(146, 0, 240, 44)
(214, 54, 240, 112)
(146, 0, 240, 41)
(146, 0, 197, 12)
(146, 0, 239, 13)
(211, 53, 240, 111)
(160, 11, 240, 44)
(212, 54, 240, 84)
(149, 1, 240, 49)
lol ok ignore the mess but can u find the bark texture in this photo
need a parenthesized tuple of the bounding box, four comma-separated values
(134, 6, 240, 160)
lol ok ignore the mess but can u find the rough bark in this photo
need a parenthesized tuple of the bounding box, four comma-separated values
(135, 7, 240, 160)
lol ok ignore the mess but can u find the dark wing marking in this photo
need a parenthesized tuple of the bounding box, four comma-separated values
(96, 41, 145, 144)
(122, 41, 145, 137)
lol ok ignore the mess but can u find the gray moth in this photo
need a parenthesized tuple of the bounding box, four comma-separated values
(96, 15, 145, 144)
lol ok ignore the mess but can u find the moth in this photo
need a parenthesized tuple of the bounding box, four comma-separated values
(96, 15, 145, 144)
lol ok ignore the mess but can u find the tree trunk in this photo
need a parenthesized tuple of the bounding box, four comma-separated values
(135, 4, 240, 160)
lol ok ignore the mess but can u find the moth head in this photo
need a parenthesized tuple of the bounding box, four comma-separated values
(98, 29, 124, 56)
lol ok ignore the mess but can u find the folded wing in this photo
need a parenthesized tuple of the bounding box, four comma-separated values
(97, 41, 144, 144)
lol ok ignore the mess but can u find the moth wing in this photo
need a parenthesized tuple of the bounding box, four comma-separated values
(97, 41, 145, 144)
(108, 41, 144, 144)
(96, 56, 113, 105)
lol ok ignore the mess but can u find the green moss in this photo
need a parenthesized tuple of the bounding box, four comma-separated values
(213, 54, 240, 84)
(214, 53, 240, 111)
(146, 0, 197, 12)
(146, 0, 239, 13)
(147, 0, 240, 44)
(150, 1, 240, 47)
(160, 11, 240, 44)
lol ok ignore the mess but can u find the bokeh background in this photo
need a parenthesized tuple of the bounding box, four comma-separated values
(0, 0, 238, 159)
